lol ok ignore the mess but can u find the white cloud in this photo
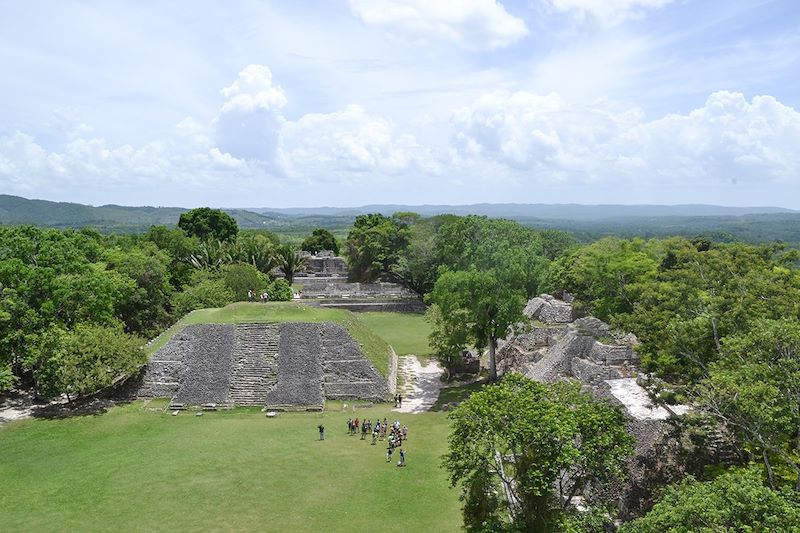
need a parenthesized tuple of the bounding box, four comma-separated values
(215, 65, 287, 165)
(451, 90, 800, 186)
(348, 0, 528, 50)
(283, 104, 438, 180)
(547, 0, 674, 26)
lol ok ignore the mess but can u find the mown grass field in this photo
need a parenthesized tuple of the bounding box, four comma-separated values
(356, 312, 433, 357)
(0, 402, 461, 532)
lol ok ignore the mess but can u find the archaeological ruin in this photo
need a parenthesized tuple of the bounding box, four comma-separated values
(138, 322, 388, 410)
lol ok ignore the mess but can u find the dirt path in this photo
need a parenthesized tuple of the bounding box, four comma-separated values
(393, 355, 445, 413)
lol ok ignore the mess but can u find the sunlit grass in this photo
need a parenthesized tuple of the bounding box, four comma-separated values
(0, 402, 461, 532)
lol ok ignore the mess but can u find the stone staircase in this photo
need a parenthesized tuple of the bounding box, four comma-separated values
(229, 323, 279, 407)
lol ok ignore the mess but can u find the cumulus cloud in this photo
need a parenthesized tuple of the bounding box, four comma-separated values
(0, 65, 437, 201)
(348, 0, 528, 50)
(282, 104, 438, 182)
(547, 0, 674, 26)
(215, 65, 287, 165)
(452, 90, 800, 186)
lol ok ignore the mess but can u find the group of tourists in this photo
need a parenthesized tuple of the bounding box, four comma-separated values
(346, 416, 408, 466)
(247, 289, 269, 303)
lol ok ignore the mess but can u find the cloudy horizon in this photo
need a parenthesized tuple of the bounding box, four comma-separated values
(1, 1, 799, 209)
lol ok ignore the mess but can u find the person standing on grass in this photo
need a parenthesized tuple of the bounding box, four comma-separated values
(318, 424, 325, 440)
(402, 425, 408, 441)
(398, 448, 405, 467)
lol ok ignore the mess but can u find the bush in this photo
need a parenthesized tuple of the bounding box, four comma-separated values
(267, 278, 293, 301)
(222, 263, 268, 301)
(172, 278, 234, 316)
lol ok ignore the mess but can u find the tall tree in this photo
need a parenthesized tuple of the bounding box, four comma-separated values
(301, 228, 339, 255)
(276, 245, 308, 285)
(345, 213, 409, 282)
(426, 269, 525, 381)
(178, 207, 239, 242)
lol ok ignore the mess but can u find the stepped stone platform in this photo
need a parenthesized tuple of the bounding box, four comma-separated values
(265, 323, 324, 410)
(230, 323, 279, 406)
(139, 321, 388, 409)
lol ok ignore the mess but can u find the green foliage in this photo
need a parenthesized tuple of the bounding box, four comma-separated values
(171, 278, 234, 316)
(617, 240, 800, 381)
(266, 278, 293, 302)
(695, 318, 800, 489)
(275, 244, 307, 285)
(444, 374, 634, 532)
(222, 263, 268, 301)
(25, 323, 145, 398)
(426, 269, 525, 380)
(544, 236, 660, 320)
(301, 228, 339, 255)
(106, 245, 174, 337)
(619, 467, 800, 532)
(178, 207, 239, 242)
(345, 213, 409, 282)
(230, 232, 277, 273)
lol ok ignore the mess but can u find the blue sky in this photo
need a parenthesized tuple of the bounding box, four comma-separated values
(0, 0, 798, 208)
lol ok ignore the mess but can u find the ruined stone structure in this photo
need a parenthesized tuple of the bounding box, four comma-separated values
(498, 294, 690, 517)
(289, 250, 425, 313)
(139, 322, 388, 409)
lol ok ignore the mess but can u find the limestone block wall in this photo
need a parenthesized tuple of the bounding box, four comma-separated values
(139, 321, 389, 408)
(173, 324, 234, 405)
(265, 323, 324, 409)
(319, 323, 388, 401)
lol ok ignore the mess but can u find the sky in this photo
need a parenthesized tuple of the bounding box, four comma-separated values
(0, 0, 799, 208)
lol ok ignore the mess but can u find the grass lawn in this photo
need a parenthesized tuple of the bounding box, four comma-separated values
(0, 402, 462, 532)
(356, 312, 433, 357)
(147, 302, 392, 376)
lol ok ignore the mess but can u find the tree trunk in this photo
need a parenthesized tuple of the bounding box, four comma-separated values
(763, 448, 776, 490)
(488, 336, 497, 382)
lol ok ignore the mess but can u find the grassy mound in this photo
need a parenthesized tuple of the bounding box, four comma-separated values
(147, 302, 396, 376)
(0, 402, 461, 532)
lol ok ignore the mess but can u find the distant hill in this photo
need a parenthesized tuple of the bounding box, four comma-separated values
(0, 194, 284, 232)
(1, 194, 799, 244)
(251, 203, 796, 220)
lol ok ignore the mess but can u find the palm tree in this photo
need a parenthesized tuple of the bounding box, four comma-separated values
(276, 245, 307, 285)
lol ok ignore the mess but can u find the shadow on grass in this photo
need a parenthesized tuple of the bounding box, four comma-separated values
(429, 380, 486, 412)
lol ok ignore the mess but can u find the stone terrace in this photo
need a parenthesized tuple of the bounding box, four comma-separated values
(265, 323, 325, 410)
(173, 324, 234, 405)
(140, 322, 390, 409)
(320, 323, 388, 401)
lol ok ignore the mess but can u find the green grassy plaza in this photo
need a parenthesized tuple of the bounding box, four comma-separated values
(0, 403, 461, 532)
(1, 304, 462, 532)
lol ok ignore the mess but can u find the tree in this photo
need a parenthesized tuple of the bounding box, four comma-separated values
(171, 278, 234, 316)
(444, 374, 634, 532)
(266, 278, 293, 301)
(276, 245, 308, 285)
(345, 213, 409, 282)
(222, 263, 268, 302)
(426, 269, 525, 381)
(695, 318, 800, 490)
(231, 233, 277, 273)
(178, 207, 238, 242)
(25, 323, 146, 399)
(301, 228, 339, 255)
(619, 467, 800, 532)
